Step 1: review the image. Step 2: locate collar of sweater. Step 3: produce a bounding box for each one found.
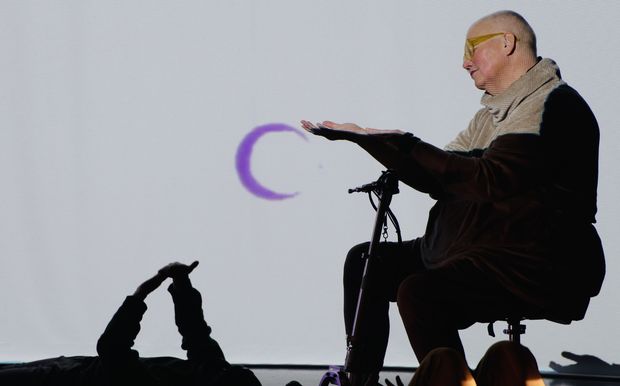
[481,58,562,126]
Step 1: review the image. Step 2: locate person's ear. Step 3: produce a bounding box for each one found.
[503,33,517,56]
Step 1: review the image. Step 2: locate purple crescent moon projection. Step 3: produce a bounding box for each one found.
[236,123,307,200]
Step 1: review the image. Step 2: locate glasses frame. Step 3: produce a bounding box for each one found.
[463,32,513,61]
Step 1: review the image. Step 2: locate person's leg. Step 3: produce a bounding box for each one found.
[409,347,476,386]
[396,257,532,362]
[343,240,423,381]
[474,341,544,386]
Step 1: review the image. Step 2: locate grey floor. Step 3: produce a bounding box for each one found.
[249,367,620,386]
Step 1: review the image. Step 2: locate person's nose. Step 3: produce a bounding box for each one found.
[462,58,473,70]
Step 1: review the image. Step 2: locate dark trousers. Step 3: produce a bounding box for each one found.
[343,240,532,370]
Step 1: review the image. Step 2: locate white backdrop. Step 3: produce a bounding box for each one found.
[1,0,619,372]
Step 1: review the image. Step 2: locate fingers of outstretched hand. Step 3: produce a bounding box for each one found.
[300,120,337,129]
[300,119,341,141]
[300,120,317,130]
[300,119,370,142]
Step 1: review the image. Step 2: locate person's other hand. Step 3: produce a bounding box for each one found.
[158,261,199,279]
[380,375,405,386]
[549,351,620,375]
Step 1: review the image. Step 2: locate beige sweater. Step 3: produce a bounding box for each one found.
[446,58,564,151]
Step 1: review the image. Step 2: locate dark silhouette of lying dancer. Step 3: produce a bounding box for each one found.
[0,261,261,386]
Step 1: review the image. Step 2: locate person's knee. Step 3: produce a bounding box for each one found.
[345,242,369,264]
[343,242,370,285]
[410,347,474,386]
[426,347,469,370]
[476,341,543,386]
[484,341,520,359]
[483,341,539,367]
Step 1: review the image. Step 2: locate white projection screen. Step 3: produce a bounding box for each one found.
[1,0,619,373]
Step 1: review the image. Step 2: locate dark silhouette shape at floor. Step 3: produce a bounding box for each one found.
[0,261,272,386]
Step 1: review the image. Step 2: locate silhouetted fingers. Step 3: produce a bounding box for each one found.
[187,260,199,273]
[549,361,564,372]
[384,376,404,386]
[561,351,583,362]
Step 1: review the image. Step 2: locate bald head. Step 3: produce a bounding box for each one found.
[472,10,537,58]
[463,10,539,95]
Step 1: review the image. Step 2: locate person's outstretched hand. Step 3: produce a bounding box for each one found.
[158,260,199,280]
[300,120,368,141]
[301,119,405,139]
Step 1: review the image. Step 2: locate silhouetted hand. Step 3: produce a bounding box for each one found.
[133,261,199,299]
[158,260,199,280]
[549,351,620,376]
[380,375,405,386]
[133,272,167,300]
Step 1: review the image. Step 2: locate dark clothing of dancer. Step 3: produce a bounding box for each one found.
[0,269,260,386]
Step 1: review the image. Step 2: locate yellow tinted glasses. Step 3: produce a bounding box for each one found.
[463,32,505,61]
